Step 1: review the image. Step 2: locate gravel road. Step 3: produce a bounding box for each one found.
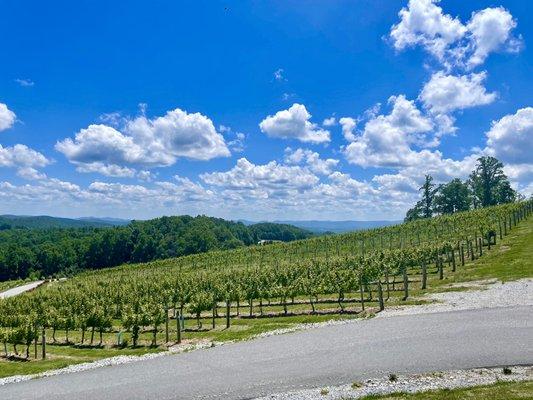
[0,281,45,299]
[1,305,531,400]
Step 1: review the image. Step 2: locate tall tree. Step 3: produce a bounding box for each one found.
[434,179,471,214]
[420,175,437,218]
[404,175,437,222]
[469,156,516,207]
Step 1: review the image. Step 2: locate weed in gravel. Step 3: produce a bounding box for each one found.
[351,381,363,389]
[388,373,398,382]
[320,388,329,395]
[503,367,512,375]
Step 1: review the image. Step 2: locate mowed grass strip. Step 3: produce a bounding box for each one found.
[358,380,533,399]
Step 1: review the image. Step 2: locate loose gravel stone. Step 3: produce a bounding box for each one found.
[379,278,533,318]
[253,366,533,400]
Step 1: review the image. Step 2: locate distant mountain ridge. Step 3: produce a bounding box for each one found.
[0,215,124,229]
[238,219,400,233]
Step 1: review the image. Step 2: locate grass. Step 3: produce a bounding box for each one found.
[431,217,533,285]
[1,217,532,379]
[0,345,160,378]
[0,313,359,378]
[358,380,533,399]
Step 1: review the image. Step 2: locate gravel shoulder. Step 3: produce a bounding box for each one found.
[253,366,533,400]
[378,278,533,318]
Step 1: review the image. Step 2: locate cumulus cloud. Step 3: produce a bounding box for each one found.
[339,117,357,142]
[343,95,434,168]
[76,161,137,178]
[390,0,521,69]
[419,71,497,114]
[284,148,339,175]
[259,104,330,143]
[390,0,466,64]
[201,158,319,194]
[322,117,336,127]
[466,7,521,68]
[0,144,50,174]
[485,107,533,166]
[56,108,230,176]
[0,174,215,218]
[0,103,16,131]
[16,167,47,181]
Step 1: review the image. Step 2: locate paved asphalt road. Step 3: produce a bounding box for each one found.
[0,281,44,299]
[1,306,532,400]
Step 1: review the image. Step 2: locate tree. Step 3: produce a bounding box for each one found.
[434,179,471,214]
[404,175,437,221]
[469,156,516,207]
[404,202,423,222]
[420,175,437,218]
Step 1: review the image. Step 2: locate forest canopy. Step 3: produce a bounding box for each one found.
[405,156,522,222]
[0,216,312,281]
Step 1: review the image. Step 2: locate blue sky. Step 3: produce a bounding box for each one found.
[0,0,531,220]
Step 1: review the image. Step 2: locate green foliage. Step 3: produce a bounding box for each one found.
[469,156,516,208]
[0,215,312,281]
[405,157,517,222]
[434,179,471,214]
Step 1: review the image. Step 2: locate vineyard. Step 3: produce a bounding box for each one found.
[0,201,531,361]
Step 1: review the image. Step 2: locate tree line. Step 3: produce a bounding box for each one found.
[0,216,312,282]
[405,156,521,221]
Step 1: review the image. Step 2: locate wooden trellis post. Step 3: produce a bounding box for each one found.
[377,281,384,311]
[421,263,427,290]
[226,302,230,329]
[402,268,409,300]
[359,276,365,311]
[176,312,182,344]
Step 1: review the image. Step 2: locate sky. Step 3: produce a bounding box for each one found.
[0,0,531,221]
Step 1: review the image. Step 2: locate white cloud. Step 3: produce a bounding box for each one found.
[56,108,230,176]
[343,95,434,168]
[466,7,520,68]
[284,148,339,175]
[390,0,466,64]
[76,161,137,178]
[339,117,357,142]
[137,170,155,182]
[419,71,496,114]
[372,174,419,193]
[201,158,319,194]
[15,78,35,87]
[0,103,16,131]
[322,117,336,127]
[390,1,521,69]
[16,167,47,181]
[273,68,286,81]
[259,104,330,143]
[0,144,50,170]
[219,125,246,153]
[485,107,533,166]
